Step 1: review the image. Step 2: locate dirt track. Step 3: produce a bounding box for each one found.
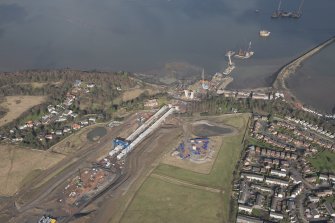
[151,173,221,193]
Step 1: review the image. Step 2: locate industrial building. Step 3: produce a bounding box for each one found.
[109,105,176,160]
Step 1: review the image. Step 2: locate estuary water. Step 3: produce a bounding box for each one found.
[0,0,334,90]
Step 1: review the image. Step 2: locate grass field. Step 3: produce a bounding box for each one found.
[121,87,160,102]
[121,177,223,223]
[120,113,250,223]
[0,96,46,127]
[0,145,64,196]
[308,150,335,173]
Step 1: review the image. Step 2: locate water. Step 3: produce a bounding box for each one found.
[287,42,335,113]
[0,0,334,89]
[87,127,107,141]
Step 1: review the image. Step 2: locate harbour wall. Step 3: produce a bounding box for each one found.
[272,36,335,92]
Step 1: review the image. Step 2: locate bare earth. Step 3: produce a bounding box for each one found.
[0,96,46,127]
[0,145,64,196]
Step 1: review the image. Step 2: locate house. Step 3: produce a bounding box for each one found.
[47,105,55,113]
[316,189,333,197]
[290,183,303,198]
[56,117,67,122]
[270,211,284,220]
[63,126,71,133]
[144,99,159,108]
[18,125,27,130]
[308,196,320,203]
[251,185,273,193]
[270,169,287,178]
[74,80,82,87]
[45,134,53,140]
[236,214,263,223]
[265,177,289,187]
[72,123,81,130]
[241,173,264,182]
[238,204,253,214]
[305,175,317,183]
[290,174,302,185]
[63,109,73,116]
[80,120,89,126]
[88,117,96,122]
[55,130,63,136]
[12,137,23,142]
[26,121,34,128]
[50,110,58,115]
[319,174,328,181]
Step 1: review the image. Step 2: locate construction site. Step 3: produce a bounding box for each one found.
[173,137,211,161]
[55,105,178,213]
[170,71,233,101]
[0,104,180,223]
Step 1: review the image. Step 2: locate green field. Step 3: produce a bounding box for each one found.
[308,150,335,173]
[120,113,250,223]
[121,177,223,223]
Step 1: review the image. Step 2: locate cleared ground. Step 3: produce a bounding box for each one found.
[120,176,223,223]
[308,150,335,173]
[120,113,250,223]
[0,145,64,196]
[0,96,46,127]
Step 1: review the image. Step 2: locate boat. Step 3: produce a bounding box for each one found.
[234,42,254,59]
[271,0,282,18]
[259,30,271,37]
[290,0,304,18]
[223,52,235,75]
[281,11,292,17]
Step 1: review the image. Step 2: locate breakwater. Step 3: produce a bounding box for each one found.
[273,36,335,93]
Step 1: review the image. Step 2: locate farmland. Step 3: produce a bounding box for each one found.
[0,96,46,127]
